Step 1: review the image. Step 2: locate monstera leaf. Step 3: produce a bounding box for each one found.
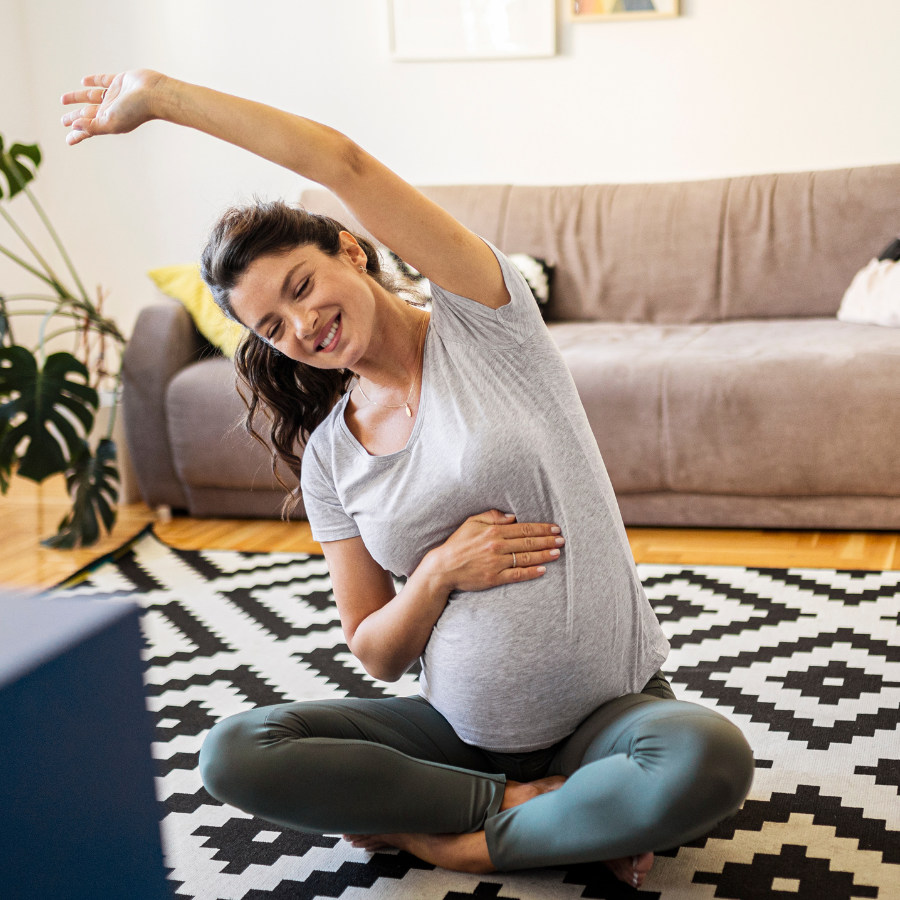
[42,439,119,549]
[0,136,41,199]
[0,346,98,484]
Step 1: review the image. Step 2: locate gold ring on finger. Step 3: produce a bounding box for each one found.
[512,552,517,568]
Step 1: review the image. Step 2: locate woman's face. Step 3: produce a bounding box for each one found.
[228,233,374,368]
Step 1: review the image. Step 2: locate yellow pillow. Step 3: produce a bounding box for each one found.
[148,264,245,359]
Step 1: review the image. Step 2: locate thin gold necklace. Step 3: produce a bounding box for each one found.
[356,313,428,418]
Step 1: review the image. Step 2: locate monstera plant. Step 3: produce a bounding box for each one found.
[0,133,126,547]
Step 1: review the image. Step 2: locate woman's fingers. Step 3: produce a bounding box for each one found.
[63,110,100,144]
[61,105,99,127]
[500,525,565,574]
[505,543,560,571]
[62,72,142,145]
[503,528,565,567]
[474,510,565,564]
[473,509,518,526]
[500,524,565,571]
[502,520,561,539]
[61,74,115,106]
[442,510,564,591]
[61,87,107,107]
[508,548,560,571]
[64,110,101,145]
[81,73,116,89]
[506,534,565,555]
[500,561,547,583]
[474,510,562,538]
[66,129,90,146]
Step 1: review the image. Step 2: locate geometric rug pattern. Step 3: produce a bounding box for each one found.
[56,528,900,899]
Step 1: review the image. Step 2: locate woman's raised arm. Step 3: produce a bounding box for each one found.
[61,70,508,309]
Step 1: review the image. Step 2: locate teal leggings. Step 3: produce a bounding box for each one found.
[199,673,754,870]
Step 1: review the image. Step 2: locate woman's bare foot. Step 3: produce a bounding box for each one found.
[603,851,654,889]
[500,775,567,811]
[344,834,654,886]
[343,831,495,873]
[343,774,568,872]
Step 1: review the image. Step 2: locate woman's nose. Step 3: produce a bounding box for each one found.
[293,311,317,342]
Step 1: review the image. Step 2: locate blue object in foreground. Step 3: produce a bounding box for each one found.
[0,591,169,900]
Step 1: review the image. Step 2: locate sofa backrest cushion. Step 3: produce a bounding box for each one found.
[300,164,900,323]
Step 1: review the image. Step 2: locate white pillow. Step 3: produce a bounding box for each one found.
[377,247,554,315]
[837,257,900,327]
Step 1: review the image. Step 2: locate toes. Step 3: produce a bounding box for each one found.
[343,833,396,852]
[606,858,631,881]
[344,834,374,848]
[603,853,653,888]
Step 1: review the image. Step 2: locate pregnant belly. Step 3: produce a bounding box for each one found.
[420,581,578,729]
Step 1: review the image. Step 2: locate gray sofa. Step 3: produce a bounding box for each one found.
[123,163,900,529]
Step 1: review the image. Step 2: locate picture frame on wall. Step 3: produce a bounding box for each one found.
[389,0,556,61]
[569,0,679,22]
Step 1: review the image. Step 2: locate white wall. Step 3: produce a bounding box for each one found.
[0,0,40,316]
[3,0,900,336]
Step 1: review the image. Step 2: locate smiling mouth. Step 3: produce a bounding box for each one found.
[316,314,340,352]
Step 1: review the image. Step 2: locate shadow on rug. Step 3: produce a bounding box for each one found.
[55,527,900,899]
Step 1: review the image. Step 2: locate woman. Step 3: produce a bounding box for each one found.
[62,70,754,888]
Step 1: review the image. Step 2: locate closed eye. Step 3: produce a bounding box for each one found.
[267,278,311,342]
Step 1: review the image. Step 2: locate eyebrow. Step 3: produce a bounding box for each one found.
[252,262,304,332]
[280,262,302,299]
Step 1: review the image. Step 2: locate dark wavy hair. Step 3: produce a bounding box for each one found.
[200,200,401,517]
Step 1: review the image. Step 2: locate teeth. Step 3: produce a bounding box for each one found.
[318,318,339,349]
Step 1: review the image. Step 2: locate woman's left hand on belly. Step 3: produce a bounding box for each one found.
[425,509,564,594]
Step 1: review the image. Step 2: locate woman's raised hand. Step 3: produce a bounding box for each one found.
[61,70,166,145]
[427,509,565,594]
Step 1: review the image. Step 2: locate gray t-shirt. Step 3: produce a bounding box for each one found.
[301,243,669,752]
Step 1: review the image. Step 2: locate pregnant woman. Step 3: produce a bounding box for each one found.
[62,70,754,888]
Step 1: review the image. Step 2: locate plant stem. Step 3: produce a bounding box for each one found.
[0,295,12,344]
[0,241,65,292]
[24,185,90,303]
[105,372,123,439]
[37,309,63,363]
[0,205,65,288]
[6,308,96,322]
[5,302,125,345]
[39,323,123,351]
[39,325,86,345]
[3,292,67,302]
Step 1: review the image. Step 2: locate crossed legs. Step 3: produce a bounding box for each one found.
[199,690,754,884]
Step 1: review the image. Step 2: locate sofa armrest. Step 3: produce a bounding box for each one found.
[122,301,207,509]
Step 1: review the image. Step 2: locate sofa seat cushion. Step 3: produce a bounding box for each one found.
[549,318,900,497]
[166,358,296,493]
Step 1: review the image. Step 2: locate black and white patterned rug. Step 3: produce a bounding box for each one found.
[57,528,900,899]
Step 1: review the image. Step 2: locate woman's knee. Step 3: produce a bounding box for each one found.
[648,707,755,825]
[699,713,753,802]
[199,706,272,806]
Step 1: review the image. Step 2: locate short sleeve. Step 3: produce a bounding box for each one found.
[300,429,361,543]
[429,240,544,348]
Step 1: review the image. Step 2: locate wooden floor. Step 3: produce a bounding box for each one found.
[3,474,900,592]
